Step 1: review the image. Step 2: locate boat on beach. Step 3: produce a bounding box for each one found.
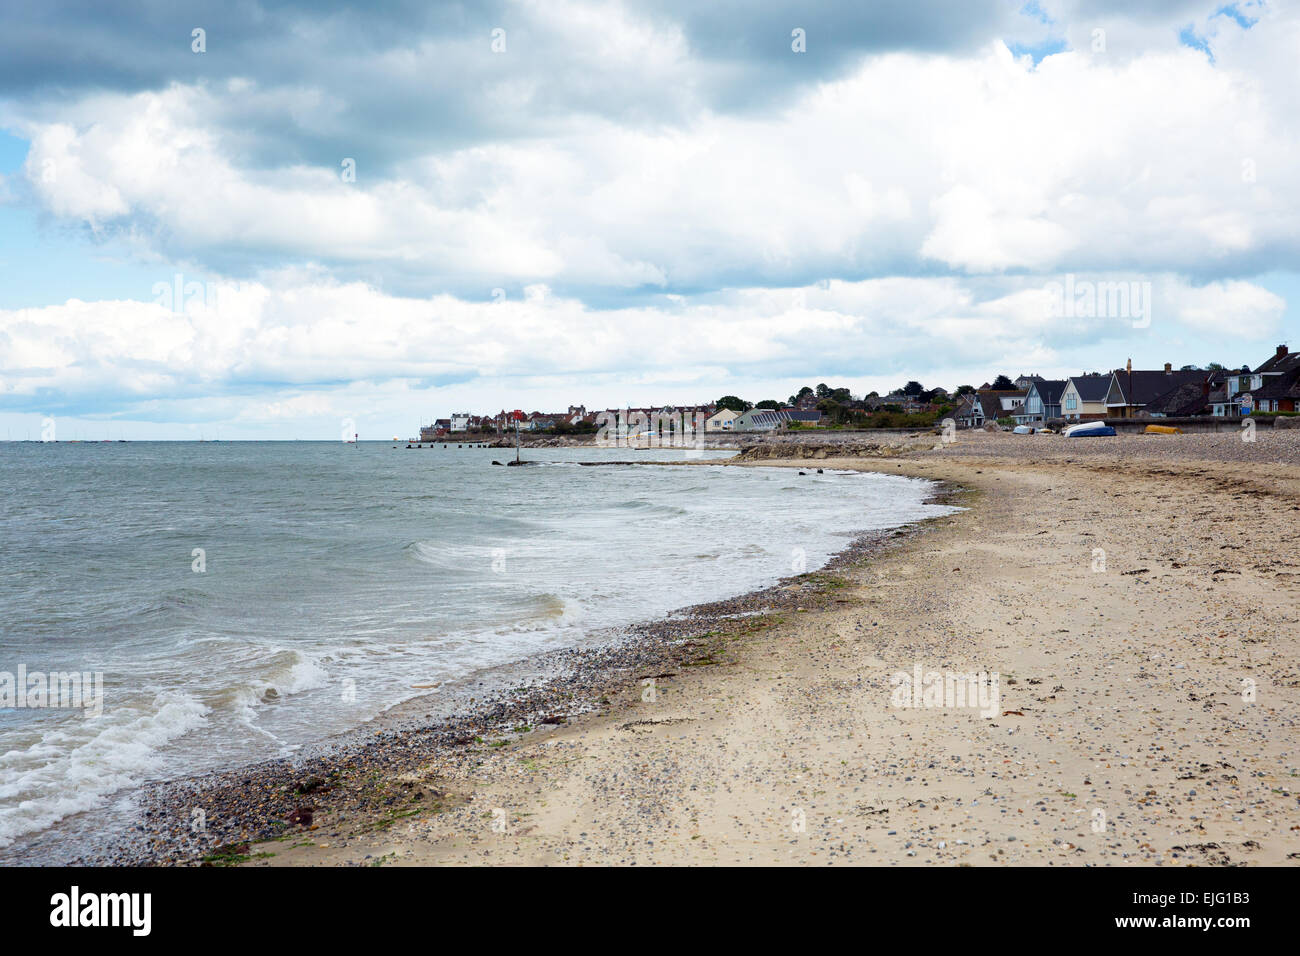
[1064,421,1116,437]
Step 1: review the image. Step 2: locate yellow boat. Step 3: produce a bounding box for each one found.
[1144,424,1183,434]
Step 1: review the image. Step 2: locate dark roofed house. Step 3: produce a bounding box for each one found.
[1104,364,1216,418]
[733,407,822,432]
[1061,374,1111,420]
[949,395,980,428]
[1254,343,1300,376]
[1144,379,1216,417]
[1250,365,1300,413]
[1223,345,1300,414]
[965,389,1024,428]
[1017,379,1066,424]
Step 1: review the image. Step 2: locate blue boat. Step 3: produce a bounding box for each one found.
[1064,421,1116,437]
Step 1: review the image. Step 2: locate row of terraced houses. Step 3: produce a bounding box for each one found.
[947,346,1299,429]
[418,401,825,441]
[418,345,1298,439]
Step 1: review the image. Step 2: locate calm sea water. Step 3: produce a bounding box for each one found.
[0,441,955,854]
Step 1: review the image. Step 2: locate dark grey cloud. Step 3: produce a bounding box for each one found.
[1,0,1021,171]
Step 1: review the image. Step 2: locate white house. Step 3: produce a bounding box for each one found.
[450,412,471,431]
[1060,374,1111,420]
[705,408,740,432]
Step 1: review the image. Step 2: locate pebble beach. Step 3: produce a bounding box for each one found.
[60,429,1300,866]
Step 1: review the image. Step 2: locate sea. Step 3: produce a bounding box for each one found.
[0,440,956,859]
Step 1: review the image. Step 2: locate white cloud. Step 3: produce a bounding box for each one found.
[3,2,1298,435]
[0,272,1281,412]
[13,21,1300,290]
[1159,277,1285,333]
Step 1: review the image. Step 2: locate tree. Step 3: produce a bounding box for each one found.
[715,395,751,413]
[816,399,851,425]
[1180,364,1200,371]
[991,374,1014,390]
[788,385,814,405]
[755,399,782,410]
[827,387,852,404]
[815,383,831,399]
[955,384,975,396]
[1206,362,1226,371]
[902,380,924,397]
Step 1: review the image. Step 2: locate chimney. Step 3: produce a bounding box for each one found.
[1164,362,1172,373]
[1278,344,1289,357]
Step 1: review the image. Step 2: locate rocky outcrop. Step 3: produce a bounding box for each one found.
[733,442,905,460]
[488,436,596,448]
[1274,415,1299,429]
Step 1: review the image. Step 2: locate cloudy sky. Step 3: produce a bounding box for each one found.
[0,0,1296,439]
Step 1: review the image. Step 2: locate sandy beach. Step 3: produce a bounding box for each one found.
[171,429,1293,867]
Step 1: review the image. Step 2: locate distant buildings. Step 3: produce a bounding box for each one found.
[421,346,1297,438]
[732,408,822,432]
[1018,380,1066,424]
[1102,364,1216,418]
[1224,344,1300,414]
[950,389,1025,428]
[1060,374,1110,420]
[706,408,741,432]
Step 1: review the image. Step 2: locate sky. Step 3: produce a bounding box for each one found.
[0,0,1297,439]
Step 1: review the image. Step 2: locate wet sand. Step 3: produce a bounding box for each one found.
[238,431,1300,866]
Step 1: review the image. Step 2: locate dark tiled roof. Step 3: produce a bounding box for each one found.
[950,397,977,418]
[1067,374,1110,402]
[1253,366,1300,400]
[1254,347,1300,375]
[974,389,1025,421]
[1144,381,1211,416]
[1031,379,1067,404]
[1110,369,1212,405]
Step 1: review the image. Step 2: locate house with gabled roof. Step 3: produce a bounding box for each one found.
[1250,367,1300,413]
[1225,345,1300,414]
[1143,379,1216,417]
[948,395,980,428]
[1016,379,1066,424]
[732,407,821,431]
[1103,363,1215,417]
[1061,374,1110,420]
[958,389,1024,428]
[705,407,741,432]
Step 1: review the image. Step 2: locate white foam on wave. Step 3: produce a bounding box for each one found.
[0,691,209,848]
[230,649,330,741]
